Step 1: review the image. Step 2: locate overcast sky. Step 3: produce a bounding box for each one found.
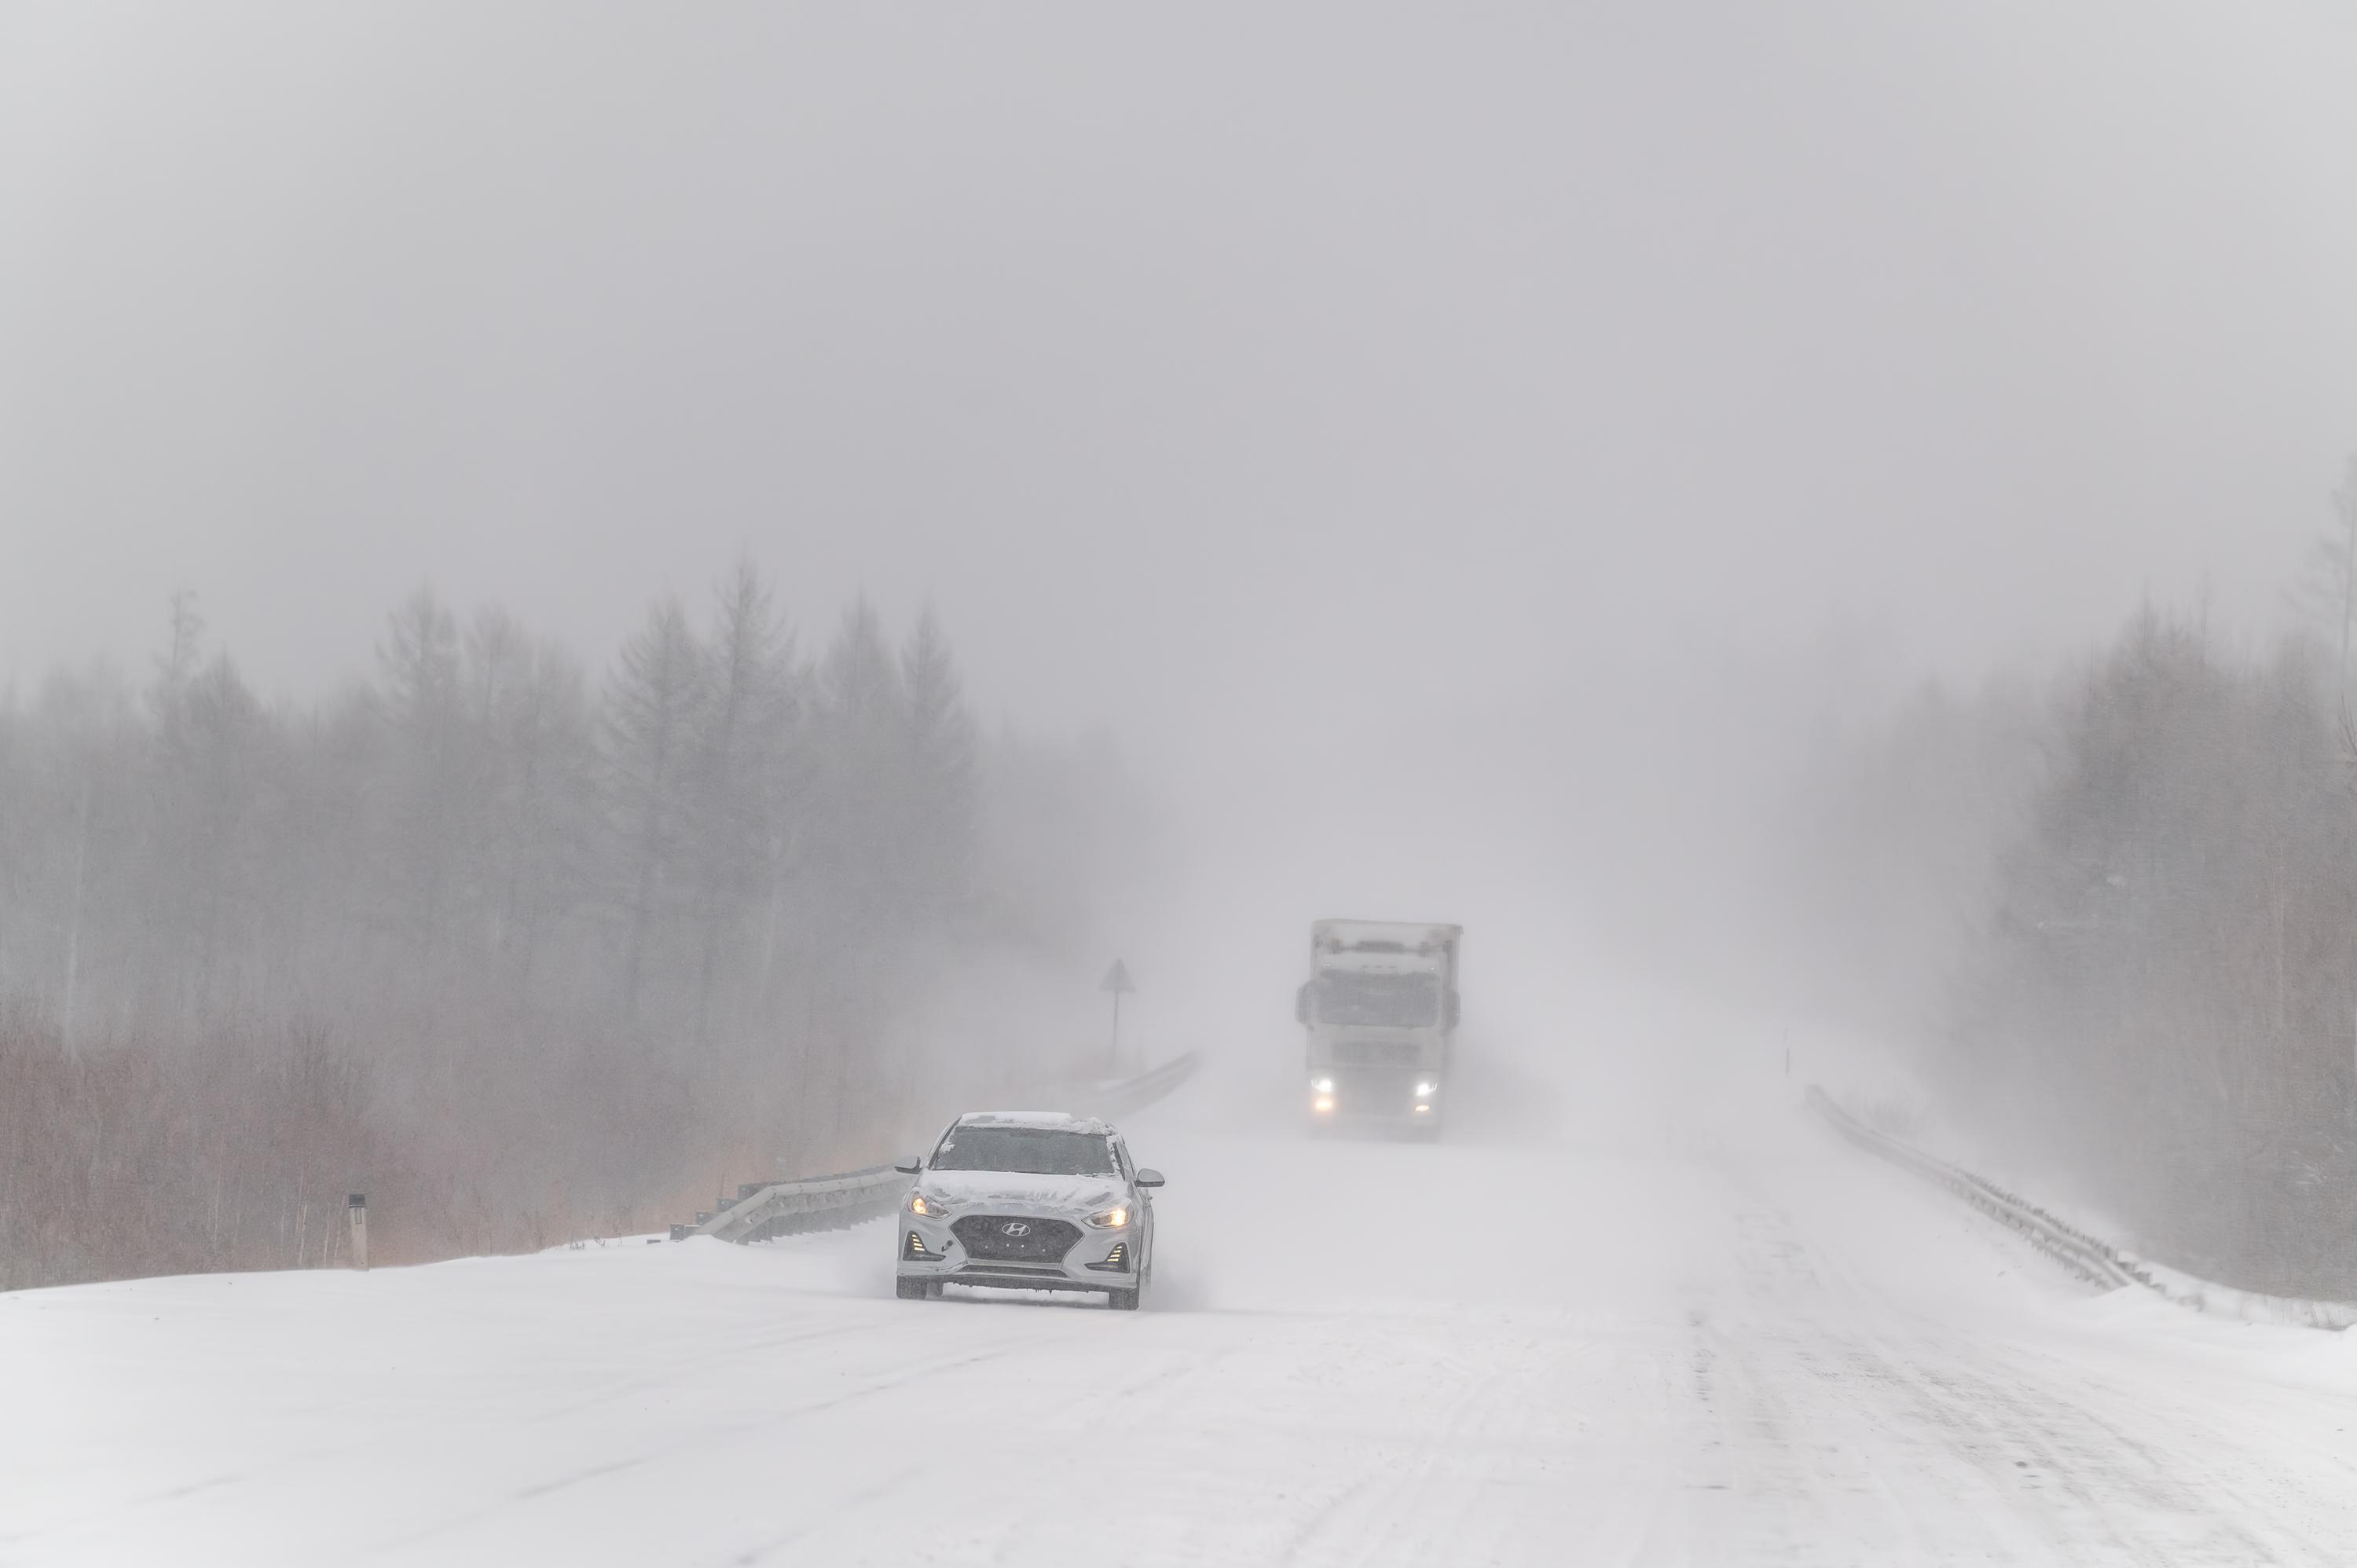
[7,3,2357,823]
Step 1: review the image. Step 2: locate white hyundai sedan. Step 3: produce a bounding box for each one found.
[893,1111,1163,1309]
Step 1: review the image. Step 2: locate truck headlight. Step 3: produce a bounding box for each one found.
[1312,1077,1335,1093]
[1414,1081,1437,1099]
[1086,1206,1130,1229]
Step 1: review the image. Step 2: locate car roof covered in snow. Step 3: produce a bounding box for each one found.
[955,1109,1116,1135]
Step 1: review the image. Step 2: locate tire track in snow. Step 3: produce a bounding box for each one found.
[356,1319,1078,1561]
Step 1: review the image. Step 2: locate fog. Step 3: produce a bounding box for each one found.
[13,6,2357,701]
[7,5,2357,1280]
[25,13,2357,1563]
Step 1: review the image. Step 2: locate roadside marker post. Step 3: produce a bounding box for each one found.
[347,1193,368,1272]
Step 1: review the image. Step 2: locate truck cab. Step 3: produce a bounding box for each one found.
[1296,919,1461,1138]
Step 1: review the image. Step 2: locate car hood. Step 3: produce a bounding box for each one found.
[919,1170,1123,1213]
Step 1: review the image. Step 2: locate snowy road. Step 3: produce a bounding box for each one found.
[8,1081,2357,1566]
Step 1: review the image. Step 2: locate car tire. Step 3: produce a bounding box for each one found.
[1108,1286,1141,1311]
[895,1277,929,1300]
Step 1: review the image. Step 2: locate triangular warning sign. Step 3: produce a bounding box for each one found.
[1099,958,1135,995]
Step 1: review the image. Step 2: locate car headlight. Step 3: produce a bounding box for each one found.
[908,1190,951,1218]
[1414,1081,1437,1098]
[1085,1205,1130,1229]
[1312,1077,1335,1093]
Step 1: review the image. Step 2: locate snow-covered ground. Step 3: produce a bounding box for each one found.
[9,1059,2357,1566]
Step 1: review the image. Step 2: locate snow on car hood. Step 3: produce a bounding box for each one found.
[919,1170,1122,1211]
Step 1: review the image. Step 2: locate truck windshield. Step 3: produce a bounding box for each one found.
[1315,971,1442,1028]
[930,1127,1119,1177]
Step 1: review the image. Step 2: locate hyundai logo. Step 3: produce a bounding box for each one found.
[1001,1221,1031,1237]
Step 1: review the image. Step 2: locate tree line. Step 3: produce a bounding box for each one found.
[0,566,1142,1288]
[1789,460,2357,1297]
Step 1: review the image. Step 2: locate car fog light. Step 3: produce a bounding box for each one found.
[1413,1104,1431,1114]
[1313,1095,1335,1113]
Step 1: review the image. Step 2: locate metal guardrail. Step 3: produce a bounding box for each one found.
[1808,1084,2357,1331]
[1069,1052,1200,1122]
[1806,1086,2136,1289]
[684,1163,910,1245]
[676,1051,1200,1246]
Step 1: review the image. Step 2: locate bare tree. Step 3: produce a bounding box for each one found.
[687,559,790,1050]
[0,575,1133,1291]
[603,597,704,1027]
[376,588,471,981]
[2288,452,2357,705]
[898,607,977,925]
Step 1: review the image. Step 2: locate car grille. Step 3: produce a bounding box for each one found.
[952,1215,1080,1262]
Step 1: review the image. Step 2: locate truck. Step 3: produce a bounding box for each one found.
[1295,918,1461,1138]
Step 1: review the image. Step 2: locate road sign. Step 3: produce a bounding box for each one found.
[1100,959,1135,995]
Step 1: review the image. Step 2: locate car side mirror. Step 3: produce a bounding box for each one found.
[1134,1168,1164,1189]
[893,1157,922,1175]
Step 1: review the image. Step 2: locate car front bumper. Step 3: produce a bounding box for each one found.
[1307,1103,1442,1136]
[894,1207,1139,1293]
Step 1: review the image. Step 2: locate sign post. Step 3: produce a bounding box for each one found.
[347,1193,368,1272]
[1099,959,1135,1077]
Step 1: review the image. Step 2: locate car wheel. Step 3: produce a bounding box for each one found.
[1108,1286,1141,1311]
[895,1277,929,1300]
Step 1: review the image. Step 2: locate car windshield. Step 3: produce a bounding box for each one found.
[930,1126,1119,1177]
[1315,970,1442,1028]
